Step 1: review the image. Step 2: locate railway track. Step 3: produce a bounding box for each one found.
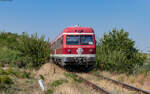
[72,73,110,94]
[89,73,150,94]
[55,64,110,94]
[75,72,150,94]
[52,63,150,94]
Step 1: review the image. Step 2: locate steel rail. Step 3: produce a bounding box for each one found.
[51,62,111,94]
[72,73,110,94]
[91,73,150,94]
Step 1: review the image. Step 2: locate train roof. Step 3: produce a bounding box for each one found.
[63,27,94,33]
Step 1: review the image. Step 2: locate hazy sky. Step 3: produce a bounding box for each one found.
[0,0,150,52]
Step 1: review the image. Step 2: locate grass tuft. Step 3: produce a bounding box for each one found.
[64,73,82,83]
[46,79,68,94]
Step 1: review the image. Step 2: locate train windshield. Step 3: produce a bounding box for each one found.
[66,35,93,45]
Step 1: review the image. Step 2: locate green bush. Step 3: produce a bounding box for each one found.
[0,32,20,50]
[0,47,21,66]
[0,31,50,68]
[0,32,22,67]
[20,33,50,68]
[96,29,146,74]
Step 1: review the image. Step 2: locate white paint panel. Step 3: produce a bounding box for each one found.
[50,54,96,58]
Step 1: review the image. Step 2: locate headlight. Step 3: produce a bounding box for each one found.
[89,49,93,52]
[67,49,71,53]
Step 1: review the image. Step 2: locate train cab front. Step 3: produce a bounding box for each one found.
[62,33,96,66]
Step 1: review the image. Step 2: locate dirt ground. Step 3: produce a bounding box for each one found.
[36,62,99,94]
[36,62,150,94]
[2,62,150,94]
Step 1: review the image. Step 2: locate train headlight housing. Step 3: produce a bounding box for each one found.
[67,49,71,53]
[89,49,93,52]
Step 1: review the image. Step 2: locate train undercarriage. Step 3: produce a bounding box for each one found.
[51,55,96,72]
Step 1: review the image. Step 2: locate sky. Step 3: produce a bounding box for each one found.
[0,0,150,52]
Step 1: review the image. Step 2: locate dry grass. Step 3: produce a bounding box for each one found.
[78,73,137,94]
[93,71,150,92]
[2,62,150,94]
[54,82,100,94]
[36,62,99,94]
[0,71,42,94]
[1,62,101,94]
[146,54,150,59]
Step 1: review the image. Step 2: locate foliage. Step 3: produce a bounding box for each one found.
[134,58,150,75]
[0,31,50,68]
[19,33,50,68]
[96,29,146,74]
[0,32,20,50]
[0,32,22,67]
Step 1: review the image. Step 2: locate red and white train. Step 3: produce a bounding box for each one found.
[50,26,96,66]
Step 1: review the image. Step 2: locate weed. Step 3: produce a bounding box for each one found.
[46,79,68,94]
[20,71,31,79]
[39,75,45,80]
[64,73,82,83]
[117,74,126,82]
[0,75,13,89]
[51,79,68,88]
[46,88,54,94]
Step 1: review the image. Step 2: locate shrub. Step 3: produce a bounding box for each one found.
[96,29,146,74]
[20,33,50,68]
[0,32,20,50]
[0,47,21,66]
[0,31,50,68]
[0,32,22,67]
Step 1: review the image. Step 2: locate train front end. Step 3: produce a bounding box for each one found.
[62,27,96,66]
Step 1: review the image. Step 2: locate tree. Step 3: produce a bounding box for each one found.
[96,29,146,74]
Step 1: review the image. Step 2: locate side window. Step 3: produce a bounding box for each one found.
[57,40,59,49]
[56,38,60,49]
[51,44,53,50]
[54,42,56,49]
[57,38,60,49]
[56,40,58,49]
[60,36,63,47]
[53,35,63,49]
[57,36,63,48]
